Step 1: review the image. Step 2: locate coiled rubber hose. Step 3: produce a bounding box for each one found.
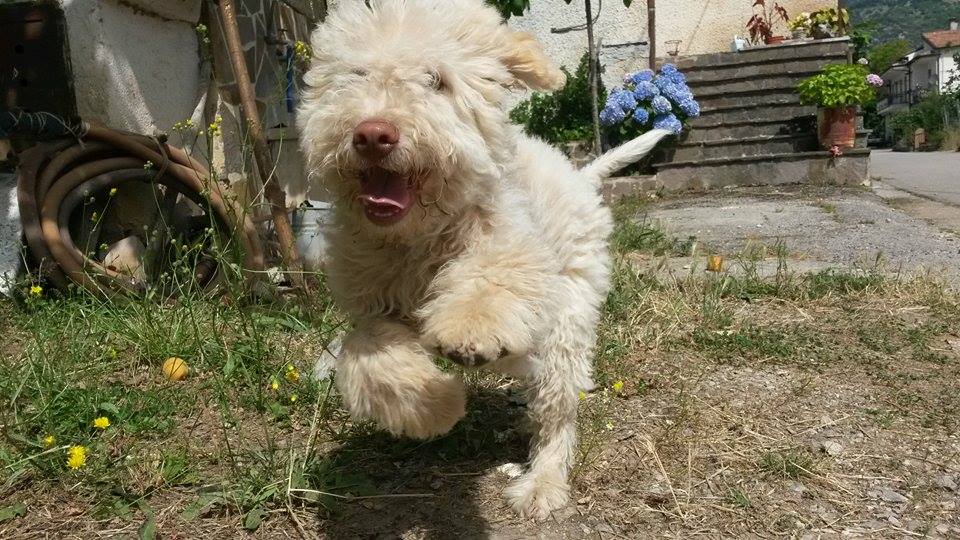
[15,124,265,295]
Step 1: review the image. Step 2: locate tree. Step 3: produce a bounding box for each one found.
[868,39,913,75]
[487,0,633,19]
[486,0,636,151]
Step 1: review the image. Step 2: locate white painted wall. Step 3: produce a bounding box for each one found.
[60,0,202,133]
[938,47,959,92]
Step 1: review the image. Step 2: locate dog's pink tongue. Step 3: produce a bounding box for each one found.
[359,169,412,210]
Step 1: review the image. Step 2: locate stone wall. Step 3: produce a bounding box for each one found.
[506,0,837,107]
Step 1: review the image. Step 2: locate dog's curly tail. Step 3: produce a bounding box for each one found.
[580,128,674,184]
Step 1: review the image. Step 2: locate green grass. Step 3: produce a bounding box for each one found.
[758,450,816,479]
[1,195,958,533]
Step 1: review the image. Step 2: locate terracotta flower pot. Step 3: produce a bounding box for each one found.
[765,35,786,45]
[817,106,856,149]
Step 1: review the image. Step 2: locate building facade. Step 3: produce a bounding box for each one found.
[877,19,960,141]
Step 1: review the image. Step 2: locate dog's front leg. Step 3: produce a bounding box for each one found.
[417,244,555,368]
[336,319,466,439]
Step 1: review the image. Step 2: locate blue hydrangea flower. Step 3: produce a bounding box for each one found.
[665,70,687,86]
[679,98,700,118]
[633,81,659,101]
[629,69,655,84]
[609,88,638,112]
[657,80,693,103]
[651,95,672,114]
[599,104,626,126]
[653,113,683,134]
[653,76,673,93]
[632,107,650,125]
[659,63,679,75]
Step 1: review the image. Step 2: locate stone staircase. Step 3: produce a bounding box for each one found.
[651,37,870,191]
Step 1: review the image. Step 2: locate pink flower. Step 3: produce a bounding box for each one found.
[866,73,883,87]
[829,145,843,157]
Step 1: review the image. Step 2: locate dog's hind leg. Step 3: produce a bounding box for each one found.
[503,292,597,519]
[336,319,466,440]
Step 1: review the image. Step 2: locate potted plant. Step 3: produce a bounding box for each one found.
[809,7,849,39]
[797,64,878,149]
[788,12,812,39]
[746,0,790,45]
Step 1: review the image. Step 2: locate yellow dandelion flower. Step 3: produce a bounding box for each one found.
[109,188,118,196]
[67,445,87,469]
[43,435,55,448]
[284,365,300,383]
[29,285,43,297]
[612,380,625,393]
[289,394,298,403]
[578,391,587,401]
[270,378,280,391]
[93,416,110,429]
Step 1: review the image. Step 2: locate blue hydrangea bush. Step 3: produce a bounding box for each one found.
[600,64,700,140]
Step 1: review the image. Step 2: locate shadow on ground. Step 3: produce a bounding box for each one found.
[314,387,529,539]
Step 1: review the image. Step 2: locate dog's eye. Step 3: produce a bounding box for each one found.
[426,72,446,92]
[350,68,368,78]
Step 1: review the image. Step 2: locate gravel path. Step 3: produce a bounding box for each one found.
[646,184,960,281]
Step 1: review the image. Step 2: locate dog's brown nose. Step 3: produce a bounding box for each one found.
[352,120,399,161]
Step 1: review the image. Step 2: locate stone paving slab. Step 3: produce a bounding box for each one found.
[643,184,960,283]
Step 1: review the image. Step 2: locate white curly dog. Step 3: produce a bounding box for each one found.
[297,0,669,519]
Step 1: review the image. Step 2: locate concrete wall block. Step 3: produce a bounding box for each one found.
[116,0,202,24]
[62,0,201,133]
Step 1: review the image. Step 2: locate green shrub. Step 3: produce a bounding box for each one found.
[509,53,605,146]
[889,92,960,148]
[797,64,875,108]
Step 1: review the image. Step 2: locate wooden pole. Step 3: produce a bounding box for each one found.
[647,0,657,70]
[219,0,307,291]
[585,0,602,154]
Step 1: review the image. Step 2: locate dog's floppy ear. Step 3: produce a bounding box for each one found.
[499,30,565,91]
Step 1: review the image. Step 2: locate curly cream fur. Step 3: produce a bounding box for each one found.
[297,0,663,519]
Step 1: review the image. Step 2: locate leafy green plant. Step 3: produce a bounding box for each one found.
[889,91,960,149]
[509,53,606,145]
[487,0,633,19]
[797,64,875,108]
[809,7,850,37]
[866,38,911,74]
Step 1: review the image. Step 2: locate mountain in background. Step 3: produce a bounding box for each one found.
[844,0,960,46]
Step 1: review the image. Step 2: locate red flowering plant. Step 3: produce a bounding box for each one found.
[746,0,789,44]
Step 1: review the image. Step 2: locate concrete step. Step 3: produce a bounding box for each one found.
[683,118,816,143]
[696,89,801,111]
[661,134,819,161]
[692,73,815,98]
[677,38,851,83]
[691,103,817,127]
[676,38,851,70]
[654,149,871,191]
[683,56,849,86]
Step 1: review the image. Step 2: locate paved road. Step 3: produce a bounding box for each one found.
[871,149,960,205]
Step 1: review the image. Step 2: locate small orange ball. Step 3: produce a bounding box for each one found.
[162,357,189,381]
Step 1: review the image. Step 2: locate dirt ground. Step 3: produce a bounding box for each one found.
[1,186,959,539]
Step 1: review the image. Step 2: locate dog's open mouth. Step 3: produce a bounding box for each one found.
[358,167,415,226]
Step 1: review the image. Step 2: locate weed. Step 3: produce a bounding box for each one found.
[758,450,815,479]
[725,488,752,508]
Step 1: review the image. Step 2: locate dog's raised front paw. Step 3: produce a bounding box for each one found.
[503,470,570,520]
[441,342,507,368]
[419,291,535,368]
